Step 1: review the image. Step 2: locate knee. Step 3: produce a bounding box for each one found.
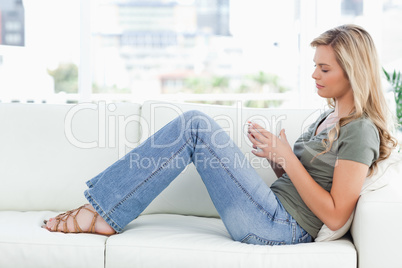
[180,110,215,132]
[182,110,212,124]
[182,110,208,119]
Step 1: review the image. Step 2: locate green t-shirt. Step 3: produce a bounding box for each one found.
[270,110,380,238]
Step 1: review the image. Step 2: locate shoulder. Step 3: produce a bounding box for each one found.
[340,116,379,142]
[336,116,380,165]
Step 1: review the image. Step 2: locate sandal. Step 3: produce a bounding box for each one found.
[46,205,98,233]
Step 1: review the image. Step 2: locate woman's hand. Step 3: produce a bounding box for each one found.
[247,121,294,168]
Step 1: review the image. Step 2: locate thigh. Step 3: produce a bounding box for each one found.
[188,111,294,243]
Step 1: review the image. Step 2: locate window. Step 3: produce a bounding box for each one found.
[5,21,22,31]
[87,0,402,108]
[1,0,402,108]
[0,0,79,103]
[89,0,298,108]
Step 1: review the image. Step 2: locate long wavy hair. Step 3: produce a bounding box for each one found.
[310,24,397,176]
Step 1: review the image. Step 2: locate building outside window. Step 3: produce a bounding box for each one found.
[0,0,25,46]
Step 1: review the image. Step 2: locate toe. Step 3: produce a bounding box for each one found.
[46,218,56,231]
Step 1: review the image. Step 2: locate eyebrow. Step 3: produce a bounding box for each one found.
[313,61,330,67]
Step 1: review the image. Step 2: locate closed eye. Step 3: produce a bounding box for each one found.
[314,64,329,73]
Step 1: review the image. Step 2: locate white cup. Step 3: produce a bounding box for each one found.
[244,118,282,152]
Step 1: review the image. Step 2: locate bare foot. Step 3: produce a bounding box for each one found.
[43,204,116,236]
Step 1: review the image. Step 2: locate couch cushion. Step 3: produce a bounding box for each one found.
[0,211,107,268]
[105,214,356,268]
[351,166,402,268]
[0,102,141,211]
[140,101,319,217]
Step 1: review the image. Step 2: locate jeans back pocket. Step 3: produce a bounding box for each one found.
[298,228,313,243]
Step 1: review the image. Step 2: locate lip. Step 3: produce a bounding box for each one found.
[316,83,324,89]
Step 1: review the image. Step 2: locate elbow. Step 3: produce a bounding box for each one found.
[326,222,343,232]
[325,217,349,231]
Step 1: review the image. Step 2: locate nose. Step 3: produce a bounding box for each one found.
[312,67,320,80]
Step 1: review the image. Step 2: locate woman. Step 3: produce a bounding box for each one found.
[44,24,397,245]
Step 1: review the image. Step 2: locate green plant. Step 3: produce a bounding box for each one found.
[383,68,402,127]
[47,63,79,93]
[249,71,289,93]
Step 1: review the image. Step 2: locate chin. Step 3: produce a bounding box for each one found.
[316,90,327,98]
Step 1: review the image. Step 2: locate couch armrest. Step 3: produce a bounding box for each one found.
[351,177,402,268]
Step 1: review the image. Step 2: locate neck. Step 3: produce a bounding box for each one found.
[333,103,354,118]
[332,93,355,118]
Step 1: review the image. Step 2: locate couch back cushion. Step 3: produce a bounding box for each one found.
[140,101,319,217]
[0,102,142,211]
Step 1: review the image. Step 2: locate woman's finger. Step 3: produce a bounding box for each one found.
[248,127,265,142]
[279,129,287,142]
[249,122,271,137]
[247,132,260,145]
[251,148,265,157]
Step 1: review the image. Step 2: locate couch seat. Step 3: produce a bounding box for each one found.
[0,211,107,268]
[105,214,356,268]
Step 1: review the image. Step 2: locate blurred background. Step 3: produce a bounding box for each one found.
[0,0,401,110]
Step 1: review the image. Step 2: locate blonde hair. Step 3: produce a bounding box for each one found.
[310,24,397,176]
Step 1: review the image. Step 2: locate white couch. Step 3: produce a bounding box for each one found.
[1,100,401,268]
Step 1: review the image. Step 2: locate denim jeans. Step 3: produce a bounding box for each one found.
[84,110,313,245]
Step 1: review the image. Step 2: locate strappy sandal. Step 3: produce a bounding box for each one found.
[46,205,98,233]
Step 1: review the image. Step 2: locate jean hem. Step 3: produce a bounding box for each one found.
[86,181,92,188]
[84,190,123,233]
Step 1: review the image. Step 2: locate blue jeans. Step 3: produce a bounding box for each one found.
[84,110,312,245]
